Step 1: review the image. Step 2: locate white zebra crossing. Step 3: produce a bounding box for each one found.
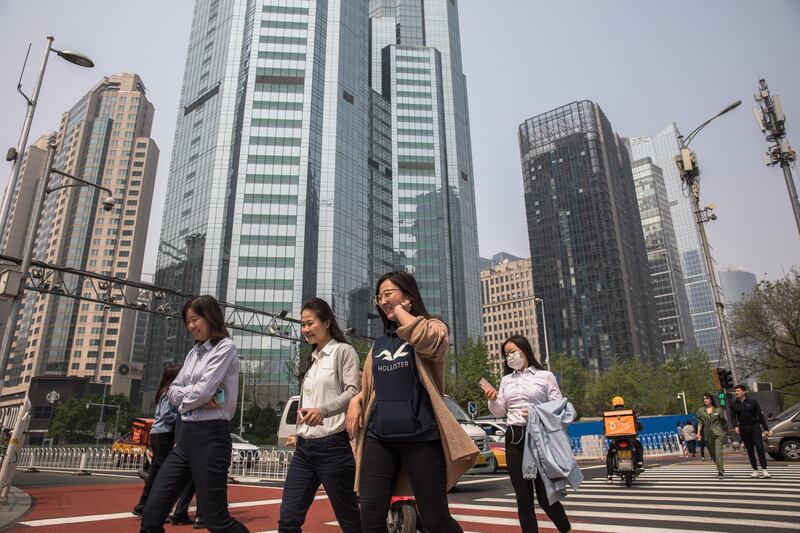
[463,461,800,532]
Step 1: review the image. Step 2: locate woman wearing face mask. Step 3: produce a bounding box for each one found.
[346,271,478,533]
[484,335,572,533]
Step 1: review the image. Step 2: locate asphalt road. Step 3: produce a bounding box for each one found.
[7,454,800,532]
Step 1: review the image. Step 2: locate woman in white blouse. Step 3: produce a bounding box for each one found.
[277,298,361,533]
[484,335,572,533]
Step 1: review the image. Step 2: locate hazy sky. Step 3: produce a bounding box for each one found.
[1,0,798,281]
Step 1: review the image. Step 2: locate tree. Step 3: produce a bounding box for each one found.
[657,350,715,415]
[548,352,591,418]
[445,337,497,416]
[50,393,137,444]
[730,270,800,396]
[233,403,281,445]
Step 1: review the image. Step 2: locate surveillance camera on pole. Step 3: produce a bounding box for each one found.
[102,196,115,212]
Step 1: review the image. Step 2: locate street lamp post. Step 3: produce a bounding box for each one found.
[0,137,114,400]
[534,297,550,371]
[0,36,94,244]
[676,100,741,385]
[677,391,688,415]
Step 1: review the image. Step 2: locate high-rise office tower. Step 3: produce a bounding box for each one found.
[368,0,482,352]
[719,268,758,373]
[145,0,370,407]
[480,255,539,376]
[0,136,50,335]
[144,0,482,407]
[630,156,696,357]
[628,124,723,364]
[518,101,660,372]
[0,73,159,407]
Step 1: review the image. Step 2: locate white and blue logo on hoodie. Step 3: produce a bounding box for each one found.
[376,341,411,372]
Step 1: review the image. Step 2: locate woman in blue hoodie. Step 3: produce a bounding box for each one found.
[133,363,179,517]
[347,271,477,533]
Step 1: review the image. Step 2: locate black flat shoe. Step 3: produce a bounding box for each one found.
[193,517,207,529]
[168,514,194,526]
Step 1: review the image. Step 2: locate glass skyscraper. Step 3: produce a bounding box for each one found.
[630,157,696,357]
[519,101,661,372]
[144,0,482,406]
[368,0,482,351]
[628,124,723,364]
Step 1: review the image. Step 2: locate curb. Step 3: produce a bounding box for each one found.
[0,486,32,530]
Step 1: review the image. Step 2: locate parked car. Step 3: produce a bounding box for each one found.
[277,395,495,473]
[231,433,260,465]
[766,402,800,461]
[476,420,507,442]
[476,420,507,473]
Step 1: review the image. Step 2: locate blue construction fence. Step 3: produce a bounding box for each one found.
[568,413,695,456]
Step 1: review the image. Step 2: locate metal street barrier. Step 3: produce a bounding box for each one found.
[16,445,294,481]
[571,432,684,460]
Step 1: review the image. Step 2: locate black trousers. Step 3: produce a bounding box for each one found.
[172,479,201,520]
[136,432,175,509]
[740,425,768,469]
[278,431,360,533]
[140,420,248,533]
[505,426,571,533]
[359,437,461,533]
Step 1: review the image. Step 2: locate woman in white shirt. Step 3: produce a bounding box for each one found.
[277,298,361,533]
[484,335,572,533]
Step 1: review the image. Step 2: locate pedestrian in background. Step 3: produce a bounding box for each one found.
[731,384,772,478]
[676,422,686,456]
[696,393,727,479]
[682,420,697,457]
[133,363,179,517]
[485,335,572,533]
[278,298,361,533]
[346,271,478,533]
[140,295,249,533]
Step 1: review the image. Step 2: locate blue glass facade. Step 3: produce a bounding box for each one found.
[145,0,481,404]
[630,157,696,358]
[628,124,723,364]
[368,0,482,352]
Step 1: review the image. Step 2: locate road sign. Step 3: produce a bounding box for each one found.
[467,401,477,416]
[94,422,105,439]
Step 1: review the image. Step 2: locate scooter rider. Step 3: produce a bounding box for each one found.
[606,396,644,482]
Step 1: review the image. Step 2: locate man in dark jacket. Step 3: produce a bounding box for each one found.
[605,396,644,482]
[731,384,772,478]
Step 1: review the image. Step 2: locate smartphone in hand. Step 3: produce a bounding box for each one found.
[479,378,496,394]
[214,388,225,404]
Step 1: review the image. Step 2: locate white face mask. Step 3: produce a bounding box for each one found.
[506,351,526,371]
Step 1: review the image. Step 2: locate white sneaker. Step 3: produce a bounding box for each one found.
[762,470,771,478]
[606,475,613,484]
[751,471,760,478]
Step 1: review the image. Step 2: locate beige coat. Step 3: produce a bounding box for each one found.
[353,316,479,494]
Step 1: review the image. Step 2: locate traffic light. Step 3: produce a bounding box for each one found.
[711,367,723,390]
[718,392,727,407]
[719,369,734,389]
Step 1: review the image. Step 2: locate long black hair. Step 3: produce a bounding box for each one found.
[702,392,717,407]
[374,271,439,331]
[154,363,179,405]
[301,298,349,350]
[181,295,229,345]
[501,335,545,375]
[300,298,350,375]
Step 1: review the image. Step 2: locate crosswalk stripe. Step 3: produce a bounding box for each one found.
[477,495,800,508]
[449,513,698,532]
[581,481,800,492]
[452,501,800,518]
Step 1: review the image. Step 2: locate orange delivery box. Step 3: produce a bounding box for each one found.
[603,409,637,437]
